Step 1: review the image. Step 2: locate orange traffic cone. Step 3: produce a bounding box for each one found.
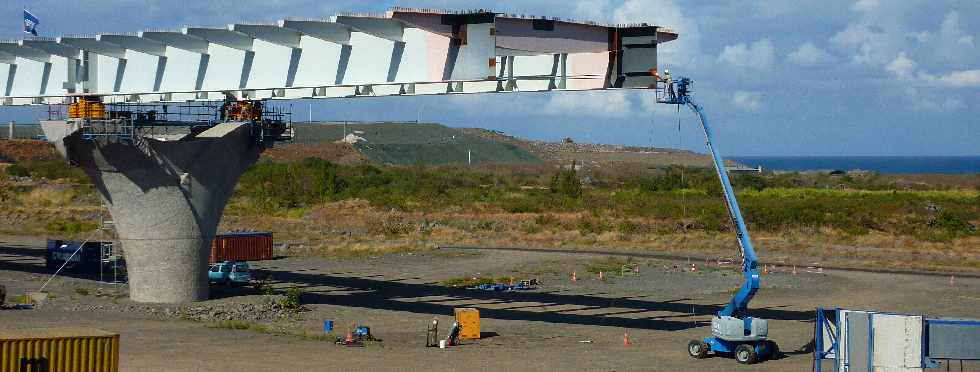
[762,265,769,275]
[690,264,698,272]
[345,325,355,344]
[571,272,577,282]
[623,329,632,346]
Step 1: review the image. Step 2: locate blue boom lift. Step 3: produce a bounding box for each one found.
[659,77,778,364]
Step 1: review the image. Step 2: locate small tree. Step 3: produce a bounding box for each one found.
[551,161,582,199]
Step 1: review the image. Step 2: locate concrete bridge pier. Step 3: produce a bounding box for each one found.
[41,121,260,303]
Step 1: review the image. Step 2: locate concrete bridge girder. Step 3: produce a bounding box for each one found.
[0,10,675,102]
[185,27,254,52]
[97,35,168,57]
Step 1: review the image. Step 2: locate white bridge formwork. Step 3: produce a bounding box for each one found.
[0,8,676,105]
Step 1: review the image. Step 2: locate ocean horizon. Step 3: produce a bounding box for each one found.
[730,156,980,174]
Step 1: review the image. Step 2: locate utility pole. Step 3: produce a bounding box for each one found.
[308,102,312,124]
[468,149,472,165]
[7,120,13,140]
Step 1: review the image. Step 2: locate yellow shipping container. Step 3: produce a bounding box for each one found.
[454,308,481,340]
[0,327,119,372]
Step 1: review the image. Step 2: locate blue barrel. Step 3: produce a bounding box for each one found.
[323,320,333,333]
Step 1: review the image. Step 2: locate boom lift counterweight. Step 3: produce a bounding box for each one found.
[659,78,778,364]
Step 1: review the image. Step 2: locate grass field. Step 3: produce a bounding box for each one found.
[4,157,975,273]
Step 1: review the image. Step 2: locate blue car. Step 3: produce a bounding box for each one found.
[208,261,251,286]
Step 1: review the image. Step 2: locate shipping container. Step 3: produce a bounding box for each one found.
[454,308,481,340]
[0,327,119,372]
[210,232,274,263]
[45,240,121,275]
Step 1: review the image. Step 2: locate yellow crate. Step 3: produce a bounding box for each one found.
[454,308,481,340]
[68,101,105,119]
[0,327,119,372]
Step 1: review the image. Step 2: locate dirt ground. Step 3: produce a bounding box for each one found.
[2,235,979,371]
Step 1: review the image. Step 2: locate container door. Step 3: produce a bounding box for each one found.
[846,311,871,372]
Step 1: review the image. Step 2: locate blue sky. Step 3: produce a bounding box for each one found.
[1,0,977,156]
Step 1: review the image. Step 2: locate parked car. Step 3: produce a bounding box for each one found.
[208,261,251,286]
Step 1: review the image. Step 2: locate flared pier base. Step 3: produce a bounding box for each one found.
[42,121,260,303]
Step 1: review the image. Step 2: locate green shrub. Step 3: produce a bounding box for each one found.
[46,218,98,234]
[550,167,582,199]
[617,221,640,234]
[276,288,303,312]
[5,163,29,177]
[933,211,974,236]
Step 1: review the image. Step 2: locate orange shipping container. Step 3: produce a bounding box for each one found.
[210,232,273,263]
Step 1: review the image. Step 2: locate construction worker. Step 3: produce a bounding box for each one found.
[663,69,675,101]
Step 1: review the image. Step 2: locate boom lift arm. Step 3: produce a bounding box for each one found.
[660,78,775,364]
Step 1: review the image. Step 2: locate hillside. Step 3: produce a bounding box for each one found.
[285,122,723,169]
[1,121,723,170]
[287,122,539,165]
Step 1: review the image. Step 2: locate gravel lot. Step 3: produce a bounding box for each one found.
[2,235,979,371]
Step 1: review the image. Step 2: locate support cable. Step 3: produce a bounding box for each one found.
[38,228,101,293]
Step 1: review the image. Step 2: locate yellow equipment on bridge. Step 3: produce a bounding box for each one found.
[221,100,263,122]
[67,96,106,119]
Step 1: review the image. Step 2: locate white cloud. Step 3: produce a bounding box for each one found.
[885,52,917,77]
[906,31,931,43]
[718,39,775,72]
[940,11,975,47]
[787,42,836,67]
[852,0,879,12]
[573,0,609,21]
[830,22,895,66]
[732,91,763,112]
[935,69,980,88]
[544,91,634,118]
[904,86,967,112]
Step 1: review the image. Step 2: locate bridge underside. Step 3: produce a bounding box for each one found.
[0,8,675,105]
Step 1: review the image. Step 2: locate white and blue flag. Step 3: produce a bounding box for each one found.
[23,9,39,36]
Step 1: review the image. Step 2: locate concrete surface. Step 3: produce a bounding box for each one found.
[40,120,259,303]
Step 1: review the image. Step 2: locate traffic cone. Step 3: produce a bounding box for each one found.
[623,329,632,346]
[571,272,577,282]
[690,263,698,272]
[762,265,769,275]
[345,325,355,344]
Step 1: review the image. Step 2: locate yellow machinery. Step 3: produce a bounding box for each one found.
[221,100,263,122]
[67,96,106,120]
[454,307,481,340]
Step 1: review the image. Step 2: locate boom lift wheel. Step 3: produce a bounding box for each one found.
[764,340,779,360]
[687,340,709,359]
[734,344,757,364]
